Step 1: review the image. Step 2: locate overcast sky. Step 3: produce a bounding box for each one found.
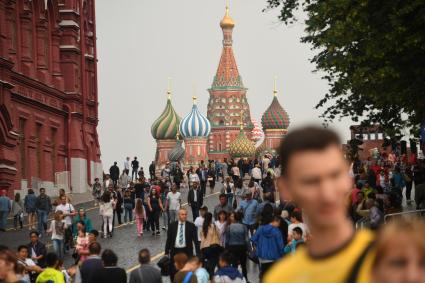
[95,0,353,170]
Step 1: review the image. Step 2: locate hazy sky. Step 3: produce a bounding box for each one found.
[96,0,353,170]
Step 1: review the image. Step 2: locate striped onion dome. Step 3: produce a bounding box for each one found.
[179,97,211,138]
[251,118,264,142]
[168,134,185,162]
[151,98,181,140]
[261,96,290,130]
[229,129,256,158]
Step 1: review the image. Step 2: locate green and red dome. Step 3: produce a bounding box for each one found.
[151,98,181,140]
[261,96,290,130]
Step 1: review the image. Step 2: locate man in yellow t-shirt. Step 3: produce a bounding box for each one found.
[265,126,375,283]
[35,252,65,283]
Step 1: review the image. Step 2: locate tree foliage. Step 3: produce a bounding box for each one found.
[265,0,425,136]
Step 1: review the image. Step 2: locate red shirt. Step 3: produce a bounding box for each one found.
[351,188,361,205]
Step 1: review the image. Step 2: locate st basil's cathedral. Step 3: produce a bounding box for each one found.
[151,4,290,168]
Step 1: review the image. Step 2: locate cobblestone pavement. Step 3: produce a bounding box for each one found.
[0,183,262,282]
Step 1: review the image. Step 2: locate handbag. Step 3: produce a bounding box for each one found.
[72,248,80,264]
[157,255,170,276]
[247,246,259,264]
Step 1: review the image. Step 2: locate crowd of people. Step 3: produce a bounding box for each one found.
[349,145,425,229]
[1,126,425,283]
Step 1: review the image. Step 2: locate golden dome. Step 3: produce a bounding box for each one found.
[229,129,256,158]
[220,6,235,28]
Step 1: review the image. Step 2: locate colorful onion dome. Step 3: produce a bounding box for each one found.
[229,129,256,158]
[251,118,264,142]
[179,97,211,138]
[229,112,256,158]
[261,80,290,130]
[220,5,235,28]
[168,134,185,162]
[151,97,181,140]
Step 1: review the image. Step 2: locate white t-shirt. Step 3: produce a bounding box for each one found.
[55,203,75,226]
[194,216,204,241]
[189,173,200,183]
[18,258,36,282]
[166,191,181,211]
[232,167,240,177]
[214,220,226,246]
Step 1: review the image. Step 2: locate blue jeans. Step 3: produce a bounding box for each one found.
[0,211,8,230]
[37,210,48,235]
[52,239,64,259]
[124,203,133,222]
[227,193,234,207]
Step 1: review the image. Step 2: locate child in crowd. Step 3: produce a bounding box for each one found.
[133,198,146,237]
[284,227,304,255]
[188,256,209,283]
[75,221,89,263]
[47,211,66,260]
[372,218,425,283]
[214,251,246,283]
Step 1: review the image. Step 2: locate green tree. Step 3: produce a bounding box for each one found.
[265,0,425,136]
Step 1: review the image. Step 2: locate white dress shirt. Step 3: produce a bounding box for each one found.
[175,221,186,248]
[193,189,198,202]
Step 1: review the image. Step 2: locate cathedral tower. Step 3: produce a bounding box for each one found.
[151,84,181,168]
[180,97,211,167]
[259,78,290,153]
[207,4,253,161]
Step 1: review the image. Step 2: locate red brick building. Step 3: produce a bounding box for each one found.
[207,5,253,161]
[0,0,102,196]
[349,125,389,160]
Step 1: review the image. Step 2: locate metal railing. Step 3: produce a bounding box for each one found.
[384,209,425,222]
[356,209,425,229]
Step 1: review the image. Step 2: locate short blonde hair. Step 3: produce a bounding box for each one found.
[373,217,425,267]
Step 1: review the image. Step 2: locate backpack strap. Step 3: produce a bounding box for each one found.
[182,271,193,283]
[346,240,375,283]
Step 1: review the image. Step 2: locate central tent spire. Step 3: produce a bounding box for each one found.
[212,1,243,90]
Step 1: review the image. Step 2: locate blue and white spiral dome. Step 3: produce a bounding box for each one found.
[179,98,211,138]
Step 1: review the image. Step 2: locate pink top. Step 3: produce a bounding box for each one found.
[76,234,89,263]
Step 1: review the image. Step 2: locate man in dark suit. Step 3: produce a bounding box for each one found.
[187,181,203,221]
[80,242,103,283]
[109,162,120,186]
[165,208,198,281]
